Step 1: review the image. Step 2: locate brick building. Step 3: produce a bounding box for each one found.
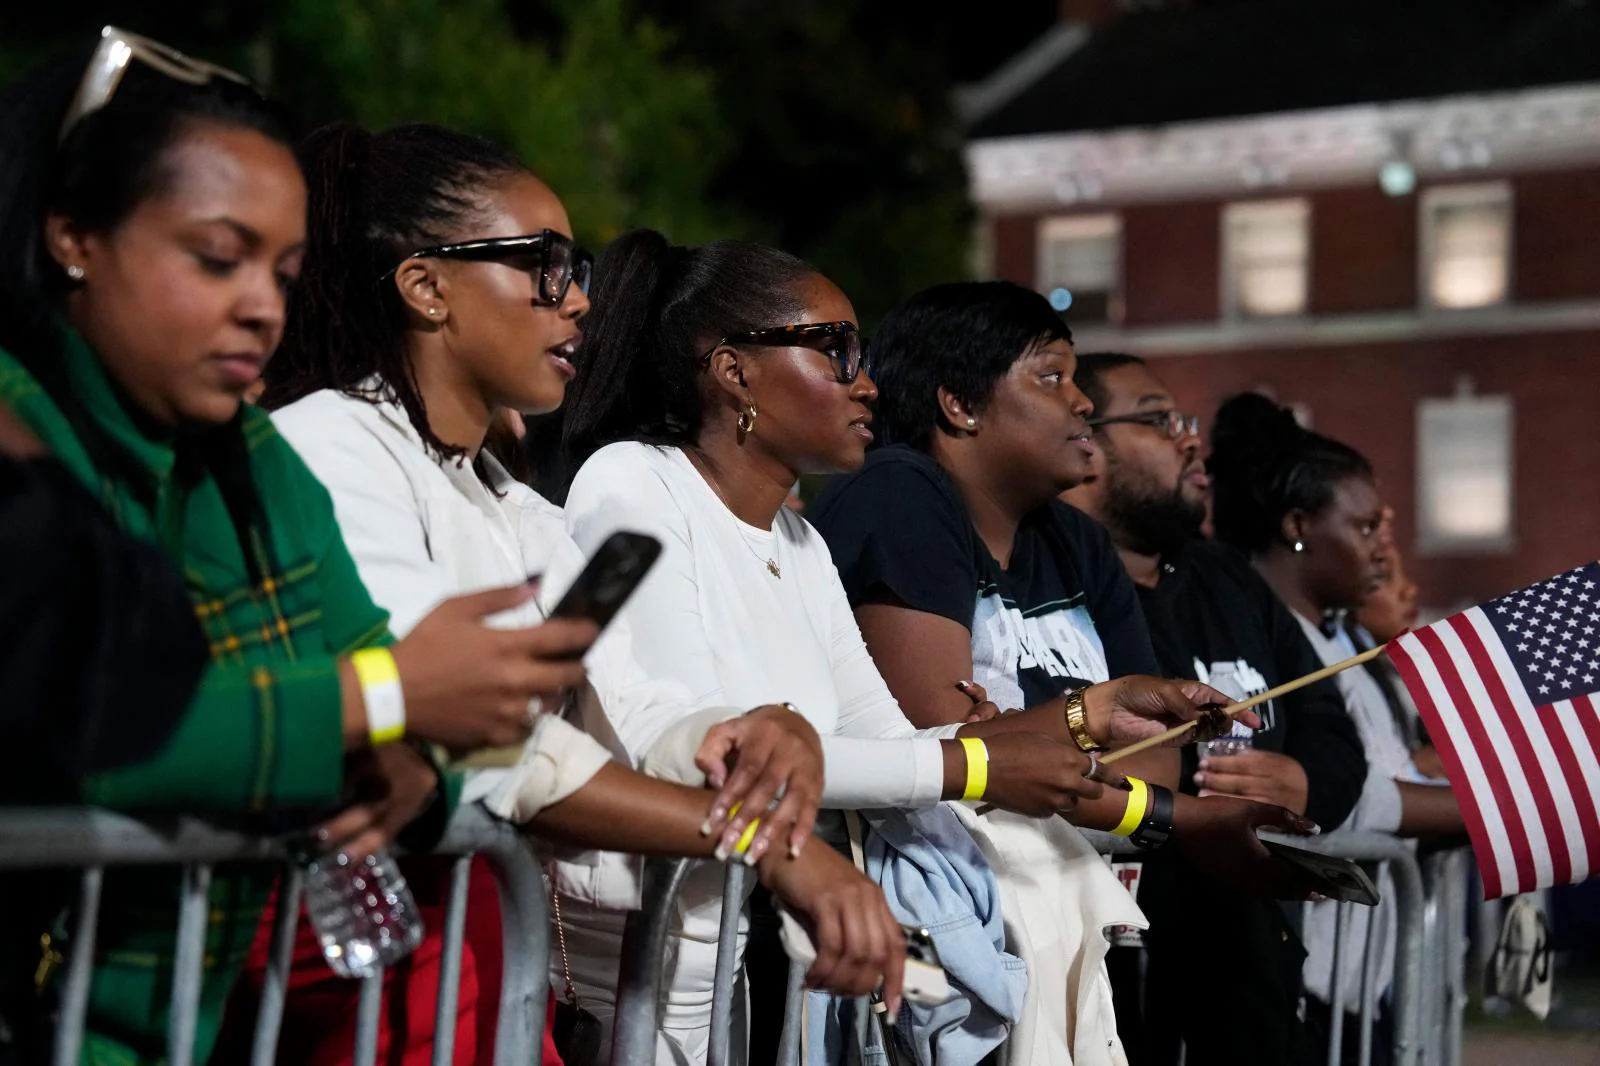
[962,1,1600,613]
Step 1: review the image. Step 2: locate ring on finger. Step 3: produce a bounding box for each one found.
[1084,752,1104,783]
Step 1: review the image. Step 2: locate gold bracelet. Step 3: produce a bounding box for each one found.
[1063,687,1105,753]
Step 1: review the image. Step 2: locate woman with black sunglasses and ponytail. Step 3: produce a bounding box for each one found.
[549,231,1241,1063]
[0,29,611,1066]
[214,121,907,1066]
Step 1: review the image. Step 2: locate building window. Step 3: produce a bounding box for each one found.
[1036,214,1120,323]
[1222,199,1309,319]
[1415,391,1514,554]
[1421,183,1512,310]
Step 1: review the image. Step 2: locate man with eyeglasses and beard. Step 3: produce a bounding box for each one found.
[1063,354,1368,1066]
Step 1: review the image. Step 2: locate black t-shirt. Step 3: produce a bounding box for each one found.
[811,445,1157,709]
[1136,538,1366,832]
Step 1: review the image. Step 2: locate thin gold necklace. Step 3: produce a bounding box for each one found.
[686,449,781,579]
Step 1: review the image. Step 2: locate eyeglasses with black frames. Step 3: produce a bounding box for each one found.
[1087,409,1201,441]
[61,26,255,143]
[699,321,869,384]
[378,231,593,308]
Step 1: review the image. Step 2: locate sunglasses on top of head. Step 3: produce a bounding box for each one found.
[60,26,257,143]
[699,321,870,384]
[378,230,594,308]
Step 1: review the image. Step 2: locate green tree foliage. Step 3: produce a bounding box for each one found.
[1,0,979,317]
[639,0,976,324]
[268,0,738,247]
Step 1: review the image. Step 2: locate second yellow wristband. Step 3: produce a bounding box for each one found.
[959,736,989,801]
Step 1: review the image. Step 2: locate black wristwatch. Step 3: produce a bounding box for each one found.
[1130,782,1175,850]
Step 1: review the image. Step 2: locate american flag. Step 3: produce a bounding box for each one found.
[1387,561,1600,899]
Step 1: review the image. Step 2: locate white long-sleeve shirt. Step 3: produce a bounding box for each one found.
[272,388,708,899]
[1296,613,1416,1012]
[564,441,961,809]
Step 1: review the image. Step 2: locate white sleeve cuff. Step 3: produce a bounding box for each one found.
[482,714,614,823]
[819,735,949,809]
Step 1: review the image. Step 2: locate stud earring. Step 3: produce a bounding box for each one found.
[66,264,85,281]
[736,402,758,435]
[965,417,976,428]
[1293,540,1305,553]
[426,307,439,317]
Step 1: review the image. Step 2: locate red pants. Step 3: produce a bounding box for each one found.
[215,856,561,1066]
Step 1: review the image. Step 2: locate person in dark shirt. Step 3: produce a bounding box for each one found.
[812,280,1323,1060]
[1065,353,1368,1066]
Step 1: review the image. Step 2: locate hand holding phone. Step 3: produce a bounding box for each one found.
[451,531,661,769]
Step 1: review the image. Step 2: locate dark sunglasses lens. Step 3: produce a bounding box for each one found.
[836,331,864,381]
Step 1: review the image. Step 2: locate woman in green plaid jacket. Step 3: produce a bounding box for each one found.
[0,32,601,1065]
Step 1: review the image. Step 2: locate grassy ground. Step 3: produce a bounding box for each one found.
[1462,964,1600,1066]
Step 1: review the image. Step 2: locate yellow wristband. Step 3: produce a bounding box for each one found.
[351,647,405,745]
[960,736,989,802]
[1110,776,1150,837]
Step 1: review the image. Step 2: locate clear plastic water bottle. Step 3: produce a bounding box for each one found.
[1198,662,1255,758]
[303,848,425,978]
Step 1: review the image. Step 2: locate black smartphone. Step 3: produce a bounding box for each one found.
[545,531,662,633]
[1263,840,1382,906]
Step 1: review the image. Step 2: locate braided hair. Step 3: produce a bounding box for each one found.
[261,121,525,470]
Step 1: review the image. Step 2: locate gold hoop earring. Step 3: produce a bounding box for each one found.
[736,403,758,435]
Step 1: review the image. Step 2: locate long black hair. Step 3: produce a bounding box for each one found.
[1208,392,1374,556]
[261,121,526,473]
[550,228,815,495]
[0,39,294,582]
[868,281,1073,451]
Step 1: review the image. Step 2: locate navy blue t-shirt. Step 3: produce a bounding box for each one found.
[811,445,1158,710]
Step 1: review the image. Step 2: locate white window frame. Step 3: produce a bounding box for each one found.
[1414,392,1515,555]
[1034,213,1122,322]
[1221,198,1311,320]
[1419,182,1513,313]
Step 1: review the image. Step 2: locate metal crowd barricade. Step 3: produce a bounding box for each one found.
[1091,829,1434,1066]
[605,833,1474,1066]
[609,858,798,1065]
[0,803,548,1066]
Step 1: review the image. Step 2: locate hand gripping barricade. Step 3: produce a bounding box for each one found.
[0,804,548,1066]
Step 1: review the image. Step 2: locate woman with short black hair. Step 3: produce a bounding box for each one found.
[811,280,1319,1063]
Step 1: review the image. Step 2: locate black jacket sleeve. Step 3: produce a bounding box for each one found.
[0,456,208,801]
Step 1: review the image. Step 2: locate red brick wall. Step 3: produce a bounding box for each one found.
[991,213,1039,287]
[983,170,1600,613]
[1310,186,1417,313]
[1122,202,1220,324]
[1148,331,1600,611]
[1511,169,1600,302]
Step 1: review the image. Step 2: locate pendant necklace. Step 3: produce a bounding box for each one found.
[687,449,782,578]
